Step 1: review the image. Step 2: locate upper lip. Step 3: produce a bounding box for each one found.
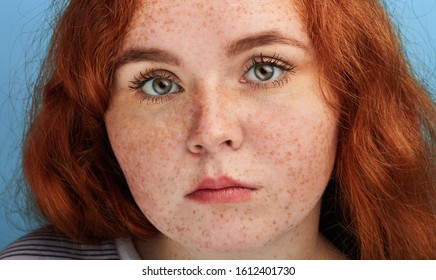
[188,176,256,193]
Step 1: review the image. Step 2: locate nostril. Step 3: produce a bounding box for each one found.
[194,144,204,152]
[189,139,234,154]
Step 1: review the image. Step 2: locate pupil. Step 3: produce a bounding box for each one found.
[153,78,171,94]
[255,64,274,81]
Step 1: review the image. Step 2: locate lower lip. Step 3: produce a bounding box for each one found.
[187,187,254,204]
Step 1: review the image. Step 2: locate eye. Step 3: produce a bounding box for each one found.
[141,77,180,96]
[129,70,183,99]
[245,63,283,82]
[242,54,295,87]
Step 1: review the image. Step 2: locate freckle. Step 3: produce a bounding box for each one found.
[176,226,185,233]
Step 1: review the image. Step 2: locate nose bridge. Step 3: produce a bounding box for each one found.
[186,81,243,154]
[196,83,227,128]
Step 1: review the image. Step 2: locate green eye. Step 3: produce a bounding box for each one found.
[142,77,180,96]
[245,63,282,82]
[254,64,275,81]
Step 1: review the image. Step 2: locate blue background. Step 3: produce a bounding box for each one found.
[1,0,435,250]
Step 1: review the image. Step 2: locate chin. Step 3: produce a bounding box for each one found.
[175,225,279,256]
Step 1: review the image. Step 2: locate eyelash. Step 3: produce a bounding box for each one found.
[128,53,296,104]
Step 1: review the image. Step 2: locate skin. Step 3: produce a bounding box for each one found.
[105,0,342,259]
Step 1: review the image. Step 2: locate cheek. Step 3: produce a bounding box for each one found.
[105,110,186,210]
[247,102,337,207]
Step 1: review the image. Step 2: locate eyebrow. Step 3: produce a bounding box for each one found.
[115,31,308,69]
[115,48,182,69]
[226,30,308,56]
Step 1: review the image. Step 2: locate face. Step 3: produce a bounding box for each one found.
[105,0,338,256]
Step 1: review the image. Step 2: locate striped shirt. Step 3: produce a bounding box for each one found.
[0,229,140,260]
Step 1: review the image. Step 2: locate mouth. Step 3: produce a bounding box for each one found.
[186,176,257,204]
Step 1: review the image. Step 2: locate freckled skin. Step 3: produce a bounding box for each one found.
[105,0,342,259]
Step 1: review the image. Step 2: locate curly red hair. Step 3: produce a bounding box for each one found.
[23,0,435,259]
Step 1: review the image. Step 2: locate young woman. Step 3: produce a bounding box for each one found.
[0,0,434,259]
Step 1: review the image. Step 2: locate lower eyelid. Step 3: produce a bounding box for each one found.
[137,89,183,105]
[243,73,292,90]
[139,94,167,105]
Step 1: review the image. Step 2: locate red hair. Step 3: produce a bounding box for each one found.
[294,0,436,259]
[23,0,435,259]
[24,0,157,241]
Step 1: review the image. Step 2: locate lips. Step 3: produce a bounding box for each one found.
[186,176,256,203]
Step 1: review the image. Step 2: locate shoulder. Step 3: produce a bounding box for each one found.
[0,228,120,260]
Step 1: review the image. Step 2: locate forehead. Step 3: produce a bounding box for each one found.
[123,0,309,51]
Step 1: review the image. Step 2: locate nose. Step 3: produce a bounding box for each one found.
[186,84,243,155]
